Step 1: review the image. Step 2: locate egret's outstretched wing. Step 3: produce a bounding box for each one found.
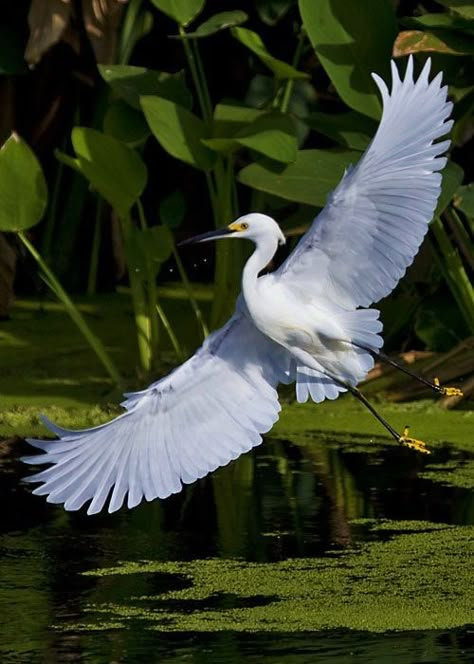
[276,57,453,309]
[23,312,292,515]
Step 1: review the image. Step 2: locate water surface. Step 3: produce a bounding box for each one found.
[1,424,473,662]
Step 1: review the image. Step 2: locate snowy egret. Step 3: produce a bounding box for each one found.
[23,57,462,515]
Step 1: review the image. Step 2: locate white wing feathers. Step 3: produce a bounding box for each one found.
[276,57,453,309]
[23,313,292,515]
[23,58,453,514]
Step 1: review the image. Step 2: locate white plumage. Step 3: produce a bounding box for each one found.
[23,57,453,514]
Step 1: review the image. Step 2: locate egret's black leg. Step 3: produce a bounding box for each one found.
[343,384,399,442]
[333,379,430,455]
[354,344,463,397]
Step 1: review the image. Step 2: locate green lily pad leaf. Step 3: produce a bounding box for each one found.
[0,134,47,231]
[204,110,297,162]
[236,112,297,163]
[149,0,205,26]
[299,0,397,119]
[231,27,308,79]
[401,13,474,34]
[72,128,147,218]
[453,183,474,217]
[238,149,360,207]
[181,11,248,38]
[212,103,263,137]
[160,190,186,229]
[104,101,150,147]
[201,137,240,154]
[435,162,464,215]
[435,0,474,20]
[306,111,377,151]
[393,30,474,57]
[99,65,192,110]
[141,96,216,170]
[201,102,263,154]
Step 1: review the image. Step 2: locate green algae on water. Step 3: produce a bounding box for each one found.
[273,399,474,453]
[77,521,474,634]
[420,459,474,490]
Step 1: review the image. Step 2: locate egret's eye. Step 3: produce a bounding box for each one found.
[240,222,249,230]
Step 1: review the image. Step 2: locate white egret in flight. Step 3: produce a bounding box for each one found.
[23,57,462,515]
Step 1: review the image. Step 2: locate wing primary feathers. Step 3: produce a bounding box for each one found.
[276,57,452,310]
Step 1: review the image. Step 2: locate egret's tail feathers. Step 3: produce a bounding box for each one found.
[295,366,347,404]
[337,308,384,350]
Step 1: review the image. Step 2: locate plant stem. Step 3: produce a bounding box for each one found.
[18,231,122,386]
[41,158,64,262]
[280,28,306,114]
[211,156,241,328]
[179,26,210,123]
[445,206,474,271]
[155,302,185,362]
[119,0,144,65]
[136,199,160,364]
[122,214,152,373]
[87,199,103,295]
[430,217,474,333]
[192,39,213,122]
[172,244,209,338]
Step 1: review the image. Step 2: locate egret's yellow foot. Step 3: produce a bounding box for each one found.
[433,377,463,397]
[399,426,431,455]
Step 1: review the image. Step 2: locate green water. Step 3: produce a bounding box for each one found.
[1,298,473,662]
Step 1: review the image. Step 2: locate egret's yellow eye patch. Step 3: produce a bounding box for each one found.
[228,221,249,232]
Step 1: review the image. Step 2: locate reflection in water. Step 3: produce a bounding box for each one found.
[1,433,473,662]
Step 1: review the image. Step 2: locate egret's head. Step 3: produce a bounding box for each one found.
[179,213,286,247]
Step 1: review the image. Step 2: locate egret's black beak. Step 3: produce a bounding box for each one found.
[178,227,235,247]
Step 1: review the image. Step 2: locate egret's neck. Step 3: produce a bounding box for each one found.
[242,236,279,308]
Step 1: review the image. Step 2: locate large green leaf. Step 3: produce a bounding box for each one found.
[306,111,377,150]
[239,153,464,232]
[435,0,474,20]
[181,11,247,38]
[393,30,474,57]
[211,103,263,137]
[299,0,397,119]
[236,112,297,163]
[435,162,464,215]
[231,27,308,79]
[72,128,147,218]
[0,134,47,231]
[402,13,474,35]
[104,101,150,147]
[238,149,359,206]
[99,65,192,110]
[150,0,205,26]
[141,96,216,170]
[204,111,298,163]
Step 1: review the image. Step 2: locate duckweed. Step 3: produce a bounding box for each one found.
[420,459,474,489]
[80,521,474,633]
